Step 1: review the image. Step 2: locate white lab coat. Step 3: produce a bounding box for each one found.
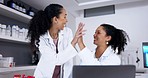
[34,27,78,78]
[78,46,121,65]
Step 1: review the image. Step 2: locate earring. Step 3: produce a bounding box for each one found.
[106,41,109,44]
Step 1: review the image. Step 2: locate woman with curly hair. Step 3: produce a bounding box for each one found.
[77,24,129,65]
[27,4,84,78]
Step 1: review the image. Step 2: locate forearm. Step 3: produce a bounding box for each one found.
[71,38,77,47]
[78,41,85,51]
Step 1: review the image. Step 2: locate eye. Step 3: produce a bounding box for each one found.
[96,30,101,34]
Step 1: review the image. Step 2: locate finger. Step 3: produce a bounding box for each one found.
[79,23,85,28]
[75,23,85,37]
[80,30,86,33]
[78,23,85,31]
[77,29,86,36]
[76,29,84,35]
[78,29,86,36]
[79,24,85,32]
[76,33,85,38]
[77,26,84,35]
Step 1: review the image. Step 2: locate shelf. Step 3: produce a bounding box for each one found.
[0,65,36,73]
[0,4,32,23]
[0,36,29,43]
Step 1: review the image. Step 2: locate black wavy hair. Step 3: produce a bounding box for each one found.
[27,4,63,50]
[100,24,130,54]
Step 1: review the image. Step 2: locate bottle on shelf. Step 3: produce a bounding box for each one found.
[1,24,6,36]
[15,2,19,11]
[7,0,11,6]
[0,0,4,4]
[11,25,16,38]
[13,74,21,78]
[22,5,26,14]
[18,28,23,39]
[24,28,28,40]
[27,7,35,16]
[18,3,23,12]
[0,23,2,35]
[15,25,19,38]
[7,0,16,9]
[0,54,2,58]
[6,25,11,37]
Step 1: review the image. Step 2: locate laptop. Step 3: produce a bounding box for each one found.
[73,65,135,78]
[135,42,148,73]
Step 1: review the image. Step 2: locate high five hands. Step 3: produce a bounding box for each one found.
[71,22,86,47]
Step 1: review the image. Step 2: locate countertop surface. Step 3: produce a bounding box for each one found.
[0,65,36,73]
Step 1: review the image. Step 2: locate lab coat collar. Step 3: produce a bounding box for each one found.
[101,46,113,57]
[42,29,64,44]
[97,46,114,61]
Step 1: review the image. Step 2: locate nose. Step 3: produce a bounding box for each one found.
[93,33,96,38]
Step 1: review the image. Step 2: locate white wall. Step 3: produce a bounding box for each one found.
[76,1,148,68]
[66,11,76,34]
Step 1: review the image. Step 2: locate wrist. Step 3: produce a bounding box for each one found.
[78,42,85,50]
[71,40,76,47]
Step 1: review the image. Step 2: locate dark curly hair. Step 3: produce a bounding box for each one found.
[27,4,63,51]
[100,24,130,54]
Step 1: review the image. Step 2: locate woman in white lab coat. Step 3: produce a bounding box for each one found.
[77,24,129,65]
[27,4,84,78]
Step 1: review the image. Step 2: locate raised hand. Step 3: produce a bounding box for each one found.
[71,22,85,47]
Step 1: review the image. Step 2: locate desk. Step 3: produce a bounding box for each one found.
[0,66,36,73]
[0,66,36,78]
[136,73,148,78]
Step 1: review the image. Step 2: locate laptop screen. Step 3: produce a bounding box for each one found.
[143,42,148,68]
[73,65,135,78]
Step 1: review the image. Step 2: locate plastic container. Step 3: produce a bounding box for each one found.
[12,25,16,37]
[13,74,21,78]
[1,24,6,36]
[0,57,14,67]
[0,23,2,35]
[0,54,2,58]
[6,25,11,37]
[0,0,4,4]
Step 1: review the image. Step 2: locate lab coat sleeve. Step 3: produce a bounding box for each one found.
[35,37,57,78]
[56,27,78,65]
[78,47,99,65]
[34,28,78,78]
[78,47,121,65]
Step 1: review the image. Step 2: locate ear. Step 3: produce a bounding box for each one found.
[53,16,58,24]
[106,36,111,42]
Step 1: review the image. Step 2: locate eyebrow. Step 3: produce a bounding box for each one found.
[95,30,99,33]
[96,29,100,32]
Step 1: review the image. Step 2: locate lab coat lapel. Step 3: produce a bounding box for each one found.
[58,30,64,45]
[47,31,55,45]
[42,31,55,52]
[46,30,64,46]
[57,30,64,53]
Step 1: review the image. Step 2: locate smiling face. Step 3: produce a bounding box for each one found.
[93,26,111,47]
[54,8,68,30]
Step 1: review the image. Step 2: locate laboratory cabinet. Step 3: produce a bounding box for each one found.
[0,2,34,73]
[0,3,32,24]
[0,3,31,43]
